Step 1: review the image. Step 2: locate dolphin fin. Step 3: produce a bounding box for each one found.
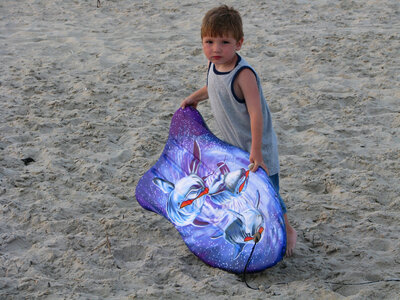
[190,140,201,174]
[234,243,245,259]
[217,162,230,175]
[193,217,210,227]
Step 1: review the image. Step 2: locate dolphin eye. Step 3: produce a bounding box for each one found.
[186,185,203,199]
[186,190,200,200]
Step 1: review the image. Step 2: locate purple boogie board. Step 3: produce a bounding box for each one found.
[135,107,286,273]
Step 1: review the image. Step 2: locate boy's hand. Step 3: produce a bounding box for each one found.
[180,86,208,109]
[181,85,208,108]
[180,97,198,109]
[249,161,269,175]
[249,151,269,175]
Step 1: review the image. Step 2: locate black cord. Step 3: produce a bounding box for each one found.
[243,243,259,290]
[242,230,400,290]
[325,278,400,286]
[243,232,263,290]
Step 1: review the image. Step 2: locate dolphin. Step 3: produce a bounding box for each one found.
[212,191,264,258]
[208,162,250,205]
[152,141,209,226]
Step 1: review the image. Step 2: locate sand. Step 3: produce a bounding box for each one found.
[1,0,399,299]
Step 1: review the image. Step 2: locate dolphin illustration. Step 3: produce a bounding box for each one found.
[212,191,264,258]
[208,162,250,205]
[152,141,209,226]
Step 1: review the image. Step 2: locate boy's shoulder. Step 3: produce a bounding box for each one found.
[235,56,257,80]
[235,55,258,74]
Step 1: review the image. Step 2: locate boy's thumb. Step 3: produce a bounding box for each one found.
[248,162,258,172]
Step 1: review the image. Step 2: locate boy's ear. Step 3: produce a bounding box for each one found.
[236,38,244,51]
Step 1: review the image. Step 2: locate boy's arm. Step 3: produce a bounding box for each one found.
[181,85,209,108]
[236,69,269,174]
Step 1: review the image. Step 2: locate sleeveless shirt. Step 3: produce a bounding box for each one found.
[207,55,280,175]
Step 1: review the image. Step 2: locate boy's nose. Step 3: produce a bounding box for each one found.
[213,44,222,52]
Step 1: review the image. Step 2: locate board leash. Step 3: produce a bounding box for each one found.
[243,231,262,290]
[324,278,400,286]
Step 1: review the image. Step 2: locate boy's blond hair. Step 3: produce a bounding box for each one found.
[201,5,243,41]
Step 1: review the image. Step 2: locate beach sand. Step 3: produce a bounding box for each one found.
[1,0,399,299]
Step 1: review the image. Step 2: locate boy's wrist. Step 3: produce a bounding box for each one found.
[251,145,262,155]
[188,97,198,105]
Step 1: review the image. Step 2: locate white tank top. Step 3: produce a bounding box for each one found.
[207,55,280,175]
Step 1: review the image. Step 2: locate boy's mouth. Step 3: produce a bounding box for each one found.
[212,56,222,60]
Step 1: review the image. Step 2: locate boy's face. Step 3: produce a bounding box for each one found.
[202,34,243,70]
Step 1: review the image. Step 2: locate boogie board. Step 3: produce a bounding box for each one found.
[135,106,286,273]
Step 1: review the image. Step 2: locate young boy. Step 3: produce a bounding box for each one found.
[180,5,297,256]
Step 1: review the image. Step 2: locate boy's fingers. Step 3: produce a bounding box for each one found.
[250,162,259,172]
[261,163,270,176]
[180,100,197,109]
